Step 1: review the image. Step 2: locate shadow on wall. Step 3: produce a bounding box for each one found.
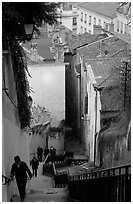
[96,110,131,168]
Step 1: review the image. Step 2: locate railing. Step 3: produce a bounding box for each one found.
[53,163,68,188]
[2,175,11,185]
[68,164,131,202]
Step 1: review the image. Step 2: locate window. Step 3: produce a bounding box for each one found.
[73,17,77,26]
[124,24,127,34]
[104,22,106,29]
[84,28,87,32]
[94,17,96,25]
[99,19,101,26]
[105,23,108,30]
[117,20,119,32]
[81,12,83,21]
[121,22,123,33]
[84,94,88,114]
[84,14,87,23]
[89,30,91,34]
[81,26,83,33]
[89,16,91,25]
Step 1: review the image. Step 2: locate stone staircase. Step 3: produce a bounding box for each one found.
[11,165,69,202]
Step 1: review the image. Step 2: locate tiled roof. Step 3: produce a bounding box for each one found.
[23,38,55,60]
[78,36,130,60]
[88,57,130,111]
[116,2,131,17]
[77,2,120,18]
[87,58,123,87]
[69,32,108,50]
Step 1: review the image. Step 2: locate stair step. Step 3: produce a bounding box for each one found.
[11,188,69,202]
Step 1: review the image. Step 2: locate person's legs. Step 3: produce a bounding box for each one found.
[16,179,27,201]
[32,168,34,177]
[35,168,37,177]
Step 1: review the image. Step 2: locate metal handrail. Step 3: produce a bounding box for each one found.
[68,164,131,181]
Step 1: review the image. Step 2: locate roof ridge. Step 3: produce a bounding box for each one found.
[77,36,112,50]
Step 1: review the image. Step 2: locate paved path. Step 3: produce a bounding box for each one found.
[11,174,69,202]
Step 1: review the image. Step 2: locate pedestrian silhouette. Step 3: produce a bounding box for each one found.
[10,155,32,201]
[44,146,49,159]
[30,157,39,177]
[37,146,43,162]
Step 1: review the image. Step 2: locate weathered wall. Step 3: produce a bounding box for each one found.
[2,53,29,201]
[28,63,65,127]
[96,111,131,168]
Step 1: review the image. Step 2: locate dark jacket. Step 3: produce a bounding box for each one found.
[30,159,39,169]
[10,161,32,181]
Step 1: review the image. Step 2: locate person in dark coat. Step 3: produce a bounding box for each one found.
[53,147,56,155]
[10,155,32,201]
[37,146,43,162]
[44,146,49,159]
[30,157,39,177]
[50,146,54,155]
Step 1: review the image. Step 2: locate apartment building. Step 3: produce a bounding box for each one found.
[114,2,131,36]
[77,2,120,34]
[59,2,131,37]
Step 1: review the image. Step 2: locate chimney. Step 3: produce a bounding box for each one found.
[93,25,102,35]
[99,39,107,57]
[109,22,114,33]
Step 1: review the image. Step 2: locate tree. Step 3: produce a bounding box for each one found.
[2,2,60,41]
[30,103,51,126]
[2,3,60,129]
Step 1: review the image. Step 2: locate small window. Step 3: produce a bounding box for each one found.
[89,16,91,25]
[94,17,96,25]
[99,19,101,26]
[84,14,87,23]
[81,26,83,33]
[81,12,83,21]
[73,17,77,26]
[121,22,123,33]
[105,23,108,30]
[117,20,119,32]
[84,94,88,114]
[124,24,127,34]
[84,28,87,32]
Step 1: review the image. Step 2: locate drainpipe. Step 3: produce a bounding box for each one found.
[94,87,98,166]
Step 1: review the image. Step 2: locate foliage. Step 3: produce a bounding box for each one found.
[31,103,51,126]
[10,41,31,129]
[2,2,60,129]
[2,2,60,41]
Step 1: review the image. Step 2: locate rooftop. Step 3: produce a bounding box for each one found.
[116,2,131,17]
[78,35,131,61]
[88,57,130,111]
[24,38,55,61]
[77,2,120,18]
[69,32,108,51]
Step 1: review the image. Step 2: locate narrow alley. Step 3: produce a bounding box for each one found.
[2,2,131,202]
[11,174,69,202]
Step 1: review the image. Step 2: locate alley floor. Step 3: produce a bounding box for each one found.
[11,174,69,202]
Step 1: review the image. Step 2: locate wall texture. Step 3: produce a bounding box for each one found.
[28,63,65,127]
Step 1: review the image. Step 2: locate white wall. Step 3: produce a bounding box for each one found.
[2,52,30,201]
[77,8,113,34]
[2,105,29,201]
[28,63,65,127]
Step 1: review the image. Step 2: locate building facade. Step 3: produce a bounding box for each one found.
[59,2,131,37]
[2,49,30,201]
[65,51,101,162]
